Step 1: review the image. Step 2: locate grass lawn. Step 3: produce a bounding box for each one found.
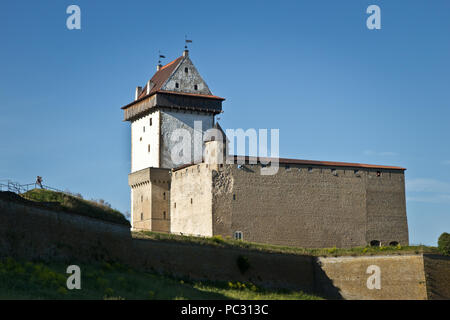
[20,189,129,227]
[0,257,321,300]
[134,231,440,257]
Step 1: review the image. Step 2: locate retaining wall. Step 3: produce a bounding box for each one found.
[0,198,448,299]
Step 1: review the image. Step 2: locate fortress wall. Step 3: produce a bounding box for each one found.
[129,168,171,232]
[213,164,364,247]
[149,168,171,232]
[130,238,316,292]
[0,198,447,299]
[211,164,407,248]
[0,199,131,263]
[316,255,428,300]
[423,254,450,300]
[170,163,214,237]
[365,170,409,246]
[130,182,152,231]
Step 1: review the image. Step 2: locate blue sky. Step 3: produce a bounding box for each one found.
[0,1,449,245]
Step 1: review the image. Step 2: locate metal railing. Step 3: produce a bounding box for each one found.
[0,179,79,198]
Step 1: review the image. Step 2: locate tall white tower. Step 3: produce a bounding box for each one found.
[121,50,225,231]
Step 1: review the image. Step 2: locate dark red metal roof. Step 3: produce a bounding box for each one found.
[173,155,406,171]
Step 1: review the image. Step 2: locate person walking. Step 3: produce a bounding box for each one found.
[35,176,43,189]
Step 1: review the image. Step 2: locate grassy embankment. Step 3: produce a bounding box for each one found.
[134,231,440,257]
[19,188,129,226]
[0,257,321,300]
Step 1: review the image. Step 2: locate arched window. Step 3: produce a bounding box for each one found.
[389,241,399,246]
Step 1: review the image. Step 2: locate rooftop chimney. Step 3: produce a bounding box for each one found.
[135,86,142,101]
[156,64,162,71]
[183,49,189,57]
[146,80,151,95]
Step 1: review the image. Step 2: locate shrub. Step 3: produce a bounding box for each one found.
[57,287,68,295]
[236,255,250,274]
[327,246,337,254]
[211,235,224,244]
[438,232,450,256]
[104,288,114,297]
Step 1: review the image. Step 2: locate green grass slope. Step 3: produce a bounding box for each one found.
[134,231,440,257]
[0,257,321,300]
[21,189,129,227]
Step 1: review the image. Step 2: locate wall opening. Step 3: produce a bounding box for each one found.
[389,241,399,246]
[163,211,166,220]
[234,231,243,241]
[370,240,381,247]
[140,213,143,221]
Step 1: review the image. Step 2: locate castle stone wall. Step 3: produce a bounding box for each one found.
[0,198,446,300]
[129,167,170,232]
[0,198,131,263]
[423,254,450,300]
[170,163,214,236]
[365,170,409,245]
[211,163,408,248]
[316,255,428,299]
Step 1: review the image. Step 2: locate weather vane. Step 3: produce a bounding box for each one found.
[158,50,165,65]
[185,35,192,50]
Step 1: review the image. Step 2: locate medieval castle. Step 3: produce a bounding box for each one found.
[121,50,409,248]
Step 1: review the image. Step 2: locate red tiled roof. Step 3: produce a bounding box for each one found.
[138,56,184,99]
[121,56,225,110]
[173,155,406,171]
